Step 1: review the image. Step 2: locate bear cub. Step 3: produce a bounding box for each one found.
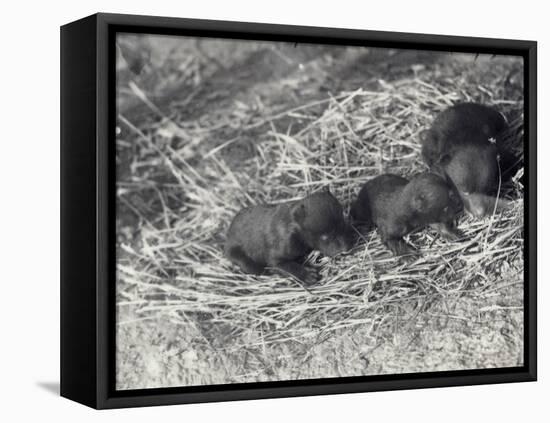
[225,188,354,285]
[350,172,464,256]
[419,103,514,217]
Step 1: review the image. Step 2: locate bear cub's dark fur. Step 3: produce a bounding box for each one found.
[350,172,464,256]
[225,188,354,285]
[419,103,514,217]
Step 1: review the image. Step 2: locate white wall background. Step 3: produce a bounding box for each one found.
[1,0,545,420]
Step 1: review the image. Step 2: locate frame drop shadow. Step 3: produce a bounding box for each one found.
[36,381,60,396]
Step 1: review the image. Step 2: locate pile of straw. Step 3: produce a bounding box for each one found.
[115,48,524,385]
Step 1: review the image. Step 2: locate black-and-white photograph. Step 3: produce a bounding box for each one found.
[115,33,524,390]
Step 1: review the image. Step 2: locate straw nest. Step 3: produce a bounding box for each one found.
[115,45,524,386]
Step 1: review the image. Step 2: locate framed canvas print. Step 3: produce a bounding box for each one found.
[60,13,537,409]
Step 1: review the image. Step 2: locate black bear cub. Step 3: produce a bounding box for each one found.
[419,103,513,217]
[350,172,463,256]
[225,188,354,285]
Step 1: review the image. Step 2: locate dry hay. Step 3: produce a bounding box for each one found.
[115,51,524,380]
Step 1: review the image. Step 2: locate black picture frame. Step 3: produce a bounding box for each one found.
[60,12,537,409]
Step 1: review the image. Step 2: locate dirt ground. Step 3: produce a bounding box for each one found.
[115,34,524,390]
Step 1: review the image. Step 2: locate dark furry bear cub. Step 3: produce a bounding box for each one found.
[419,103,516,217]
[225,188,354,285]
[351,172,464,256]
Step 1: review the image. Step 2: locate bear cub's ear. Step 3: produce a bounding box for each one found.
[419,129,443,167]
